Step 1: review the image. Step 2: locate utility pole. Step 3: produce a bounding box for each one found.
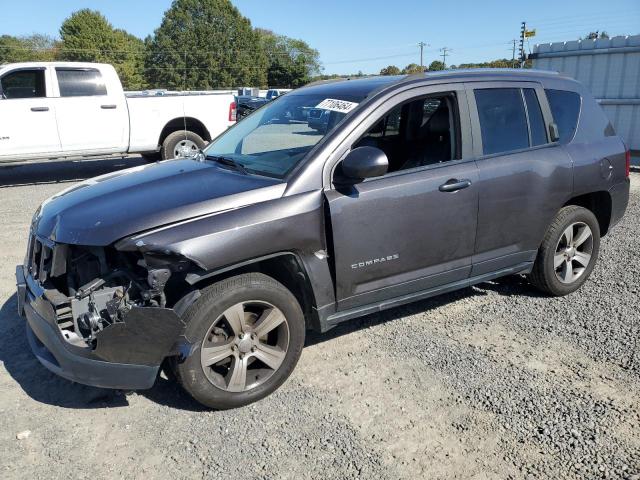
[510,39,518,68]
[440,47,451,69]
[418,41,428,68]
[519,21,527,67]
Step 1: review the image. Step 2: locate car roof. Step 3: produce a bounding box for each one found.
[296,68,575,99]
[0,61,113,71]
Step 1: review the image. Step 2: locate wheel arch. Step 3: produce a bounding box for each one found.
[158,117,212,148]
[177,252,323,332]
[564,191,612,236]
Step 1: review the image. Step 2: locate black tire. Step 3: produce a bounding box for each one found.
[528,205,600,296]
[175,273,305,410]
[160,130,205,160]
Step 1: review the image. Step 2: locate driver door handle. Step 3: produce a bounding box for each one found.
[30,107,49,112]
[439,178,472,193]
[101,104,117,109]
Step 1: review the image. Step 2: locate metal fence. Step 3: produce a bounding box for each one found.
[531,35,640,154]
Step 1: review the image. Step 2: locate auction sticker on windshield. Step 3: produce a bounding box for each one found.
[315,98,359,114]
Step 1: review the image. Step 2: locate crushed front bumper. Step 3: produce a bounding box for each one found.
[16,265,184,390]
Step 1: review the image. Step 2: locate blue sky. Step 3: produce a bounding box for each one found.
[1,0,639,74]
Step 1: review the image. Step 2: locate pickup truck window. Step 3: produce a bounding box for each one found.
[56,68,107,97]
[475,88,529,155]
[545,89,581,144]
[353,94,458,172]
[205,92,364,179]
[1,69,46,99]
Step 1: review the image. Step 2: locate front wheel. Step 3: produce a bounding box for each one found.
[175,273,305,409]
[161,130,206,160]
[528,206,600,296]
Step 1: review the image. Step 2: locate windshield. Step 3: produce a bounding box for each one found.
[204,92,363,179]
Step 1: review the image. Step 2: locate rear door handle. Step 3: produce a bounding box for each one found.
[30,107,49,112]
[101,104,117,109]
[439,178,472,192]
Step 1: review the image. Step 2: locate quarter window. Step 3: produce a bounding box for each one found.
[474,88,529,155]
[545,89,581,144]
[56,68,107,97]
[523,88,547,146]
[1,69,46,99]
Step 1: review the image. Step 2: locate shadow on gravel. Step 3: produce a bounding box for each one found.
[0,156,147,188]
[0,294,129,408]
[1,275,541,411]
[1,294,213,411]
[305,275,546,347]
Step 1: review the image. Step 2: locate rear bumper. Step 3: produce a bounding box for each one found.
[16,265,181,390]
[609,178,630,229]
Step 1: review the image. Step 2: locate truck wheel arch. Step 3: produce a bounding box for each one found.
[158,117,212,149]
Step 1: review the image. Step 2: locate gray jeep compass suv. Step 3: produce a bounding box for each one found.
[16,69,631,409]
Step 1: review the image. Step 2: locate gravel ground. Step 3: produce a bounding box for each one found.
[0,160,638,480]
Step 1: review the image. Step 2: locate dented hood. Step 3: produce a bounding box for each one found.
[34,158,284,246]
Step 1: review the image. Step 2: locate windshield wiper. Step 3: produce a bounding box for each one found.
[205,155,249,175]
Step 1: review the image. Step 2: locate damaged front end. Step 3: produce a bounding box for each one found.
[18,233,194,389]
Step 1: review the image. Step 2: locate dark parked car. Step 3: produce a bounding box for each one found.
[235,95,269,121]
[17,70,630,409]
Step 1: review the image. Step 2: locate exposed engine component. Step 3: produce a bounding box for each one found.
[72,286,125,341]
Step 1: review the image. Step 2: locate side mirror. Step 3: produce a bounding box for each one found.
[339,146,389,181]
[549,122,560,142]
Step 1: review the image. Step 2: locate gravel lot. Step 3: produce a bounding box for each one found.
[0,160,638,480]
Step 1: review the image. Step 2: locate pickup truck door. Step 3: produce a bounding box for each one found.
[0,67,62,158]
[53,67,128,153]
[325,86,479,311]
[467,82,573,276]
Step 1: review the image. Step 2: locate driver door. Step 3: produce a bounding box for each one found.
[325,86,479,311]
[0,67,61,159]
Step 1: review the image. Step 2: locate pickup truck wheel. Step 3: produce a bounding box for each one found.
[528,206,600,296]
[175,273,305,410]
[161,130,206,160]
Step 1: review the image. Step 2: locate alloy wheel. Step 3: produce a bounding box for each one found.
[200,301,290,392]
[173,139,199,158]
[553,221,594,284]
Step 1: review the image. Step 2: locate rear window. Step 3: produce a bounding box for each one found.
[475,88,529,155]
[545,89,581,144]
[56,68,107,97]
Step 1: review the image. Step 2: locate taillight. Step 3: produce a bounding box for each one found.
[625,149,631,178]
[229,102,237,122]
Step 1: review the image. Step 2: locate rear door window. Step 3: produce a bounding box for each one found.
[523,89,547,146]
[545,89,581,144]
[56,68,107,97]
[474,88,529,155]
[1,69,46,99]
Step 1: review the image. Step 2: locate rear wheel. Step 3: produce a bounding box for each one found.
[161,130,206,160]
[528,206,600,296]
[175,273,305,409]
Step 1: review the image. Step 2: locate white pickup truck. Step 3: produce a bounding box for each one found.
[0,62,237,162]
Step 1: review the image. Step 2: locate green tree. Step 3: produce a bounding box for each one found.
[258,29,321,88]
[379,65,401,75]
[146,0,268,89]
[427,60,445,71]
[0,34,58,63]
[402,63,423,74]
[58,9,146,89]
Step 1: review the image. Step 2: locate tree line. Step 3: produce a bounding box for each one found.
[0,0,321,90]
